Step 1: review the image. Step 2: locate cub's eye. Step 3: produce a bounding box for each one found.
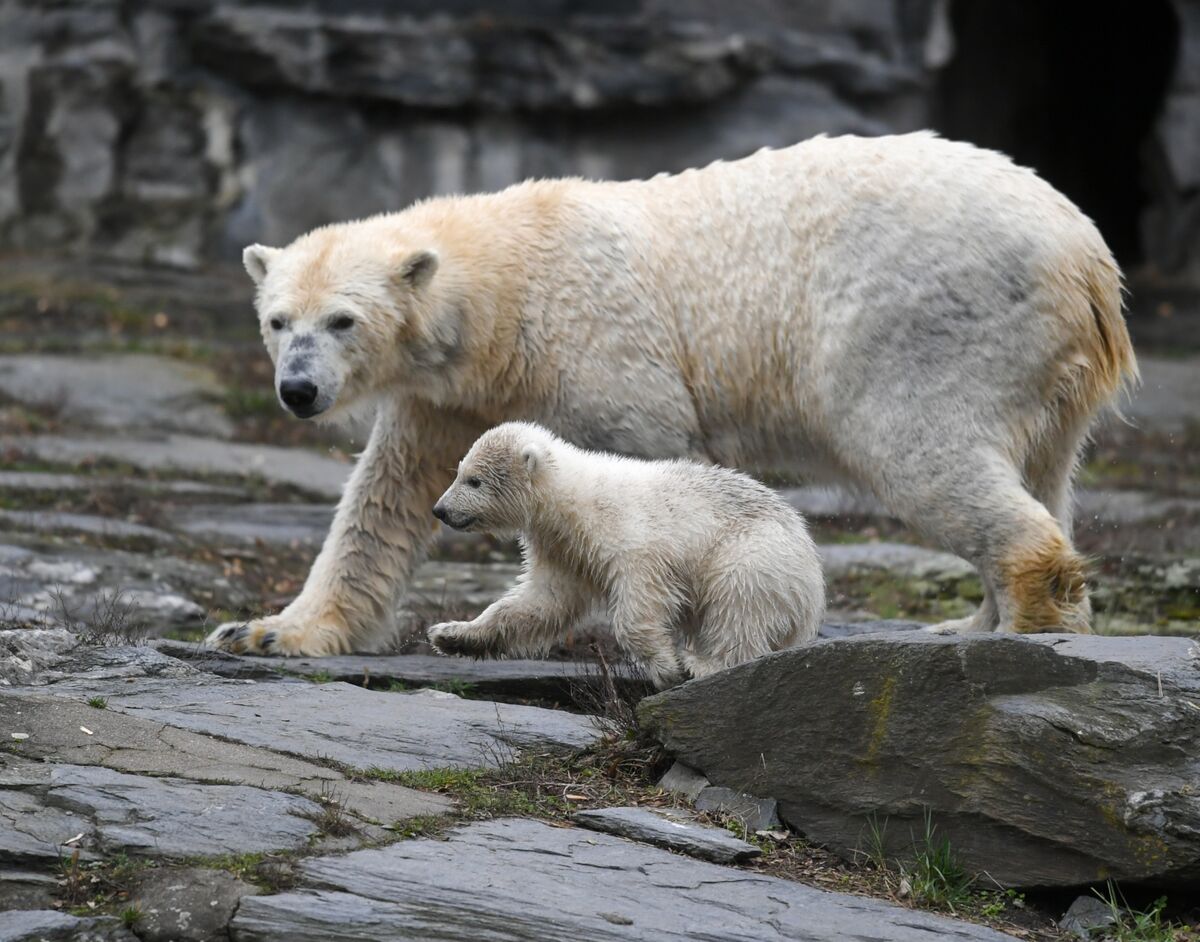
[465,476,482,489]
[268,317,285,331]
[330,315,355,331]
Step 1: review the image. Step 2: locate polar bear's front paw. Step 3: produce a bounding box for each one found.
[427,621,493,658]
[206,612,351,657]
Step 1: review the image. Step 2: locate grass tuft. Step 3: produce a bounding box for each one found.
[1095,882,1189,942]
[902,812,975,911]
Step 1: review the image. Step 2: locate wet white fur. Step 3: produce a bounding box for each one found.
[207,132,1136,656]
[426,423,824,688]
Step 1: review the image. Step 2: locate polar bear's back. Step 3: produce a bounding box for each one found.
[559,132,1128,468]
[616,132,1110,326]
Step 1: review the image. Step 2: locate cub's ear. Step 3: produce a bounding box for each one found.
[520,443,544,475]
[243,244,281,285]
[397,249,439,290]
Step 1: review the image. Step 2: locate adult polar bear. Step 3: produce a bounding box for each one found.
[208,132,1136,657]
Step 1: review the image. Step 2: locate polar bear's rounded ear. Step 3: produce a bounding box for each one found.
[520,443,543,475]
[243,244,281,286]
[397,250,439,290]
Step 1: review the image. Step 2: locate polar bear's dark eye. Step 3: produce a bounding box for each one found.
[466,476,482,489]
[330,315,355,331]
[268,317,285,331]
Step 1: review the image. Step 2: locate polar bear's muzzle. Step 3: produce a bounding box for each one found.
[432,502,476,531]
[275,332,343,418]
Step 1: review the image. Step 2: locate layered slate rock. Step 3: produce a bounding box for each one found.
[639,633,1200,888]
[2,435,348,498]
[0,693,451,826]
[0,910,137,942]
[1,760,321,859]
[0,354,234,439]
[14,673,598,773]
[159,643,649,701]
[574,807,760,864]
[232,818,1015,941]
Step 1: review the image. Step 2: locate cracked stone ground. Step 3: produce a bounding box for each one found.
[0,261,1196,939]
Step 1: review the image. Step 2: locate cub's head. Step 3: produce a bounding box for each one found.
[433,422,555,536]
[243,222,461,421]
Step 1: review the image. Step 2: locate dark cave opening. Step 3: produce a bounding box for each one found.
[934,0,1179,268]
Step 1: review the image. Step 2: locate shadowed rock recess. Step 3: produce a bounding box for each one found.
[639,632,1200,888]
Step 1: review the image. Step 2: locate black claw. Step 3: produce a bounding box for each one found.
[261,631,277,650]
[231,624,251,642]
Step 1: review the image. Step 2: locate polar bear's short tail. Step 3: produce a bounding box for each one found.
[1077,250,1140,412]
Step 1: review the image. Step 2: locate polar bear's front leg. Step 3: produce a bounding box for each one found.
[208,400,477,656]
[428,564,587,660]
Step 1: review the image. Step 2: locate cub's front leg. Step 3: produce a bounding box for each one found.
[428,564,586,660]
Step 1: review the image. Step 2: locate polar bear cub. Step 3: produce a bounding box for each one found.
[428,422,824,688]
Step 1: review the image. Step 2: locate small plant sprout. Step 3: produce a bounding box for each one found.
[87,696,107,709]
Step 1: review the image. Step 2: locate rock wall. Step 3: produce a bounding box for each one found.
[0,0,1198,289]
[0,0,938,267]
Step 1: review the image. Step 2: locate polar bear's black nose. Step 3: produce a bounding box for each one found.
[280,379,318,412]
[432,504,448,522]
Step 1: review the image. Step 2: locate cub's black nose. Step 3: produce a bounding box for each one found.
[279,378,318,411]
[432,504,448,522]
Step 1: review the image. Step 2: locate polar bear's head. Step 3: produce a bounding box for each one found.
[433,422,556,536]
[242,223,461,422]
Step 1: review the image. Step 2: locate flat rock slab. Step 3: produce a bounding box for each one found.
[158,643,647,700]
[0,547,233,636]
[0,471,245,498]
[0,509,177,544]
[169,502,333,545]
[574,806,760,863]
[818,542,975,582]
[0,869,58,911]
[234,818,1015,941]
[0,633,197,688]
[19,672,599,772]
[1,760,321,859]
[1,434,349,498]
[0,692,451,827]
[639,632,1200,888]
[0,910,137,942]
[693,787,781,832]
[0,354,233,438]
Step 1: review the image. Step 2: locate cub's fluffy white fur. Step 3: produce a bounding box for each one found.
[427,422,825,688]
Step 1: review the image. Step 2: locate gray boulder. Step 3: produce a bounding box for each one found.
[639,632,1200,888]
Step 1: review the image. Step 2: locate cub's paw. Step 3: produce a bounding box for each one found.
[206,613,351,656]
[640,656,686,691]
[427,621,491,658]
